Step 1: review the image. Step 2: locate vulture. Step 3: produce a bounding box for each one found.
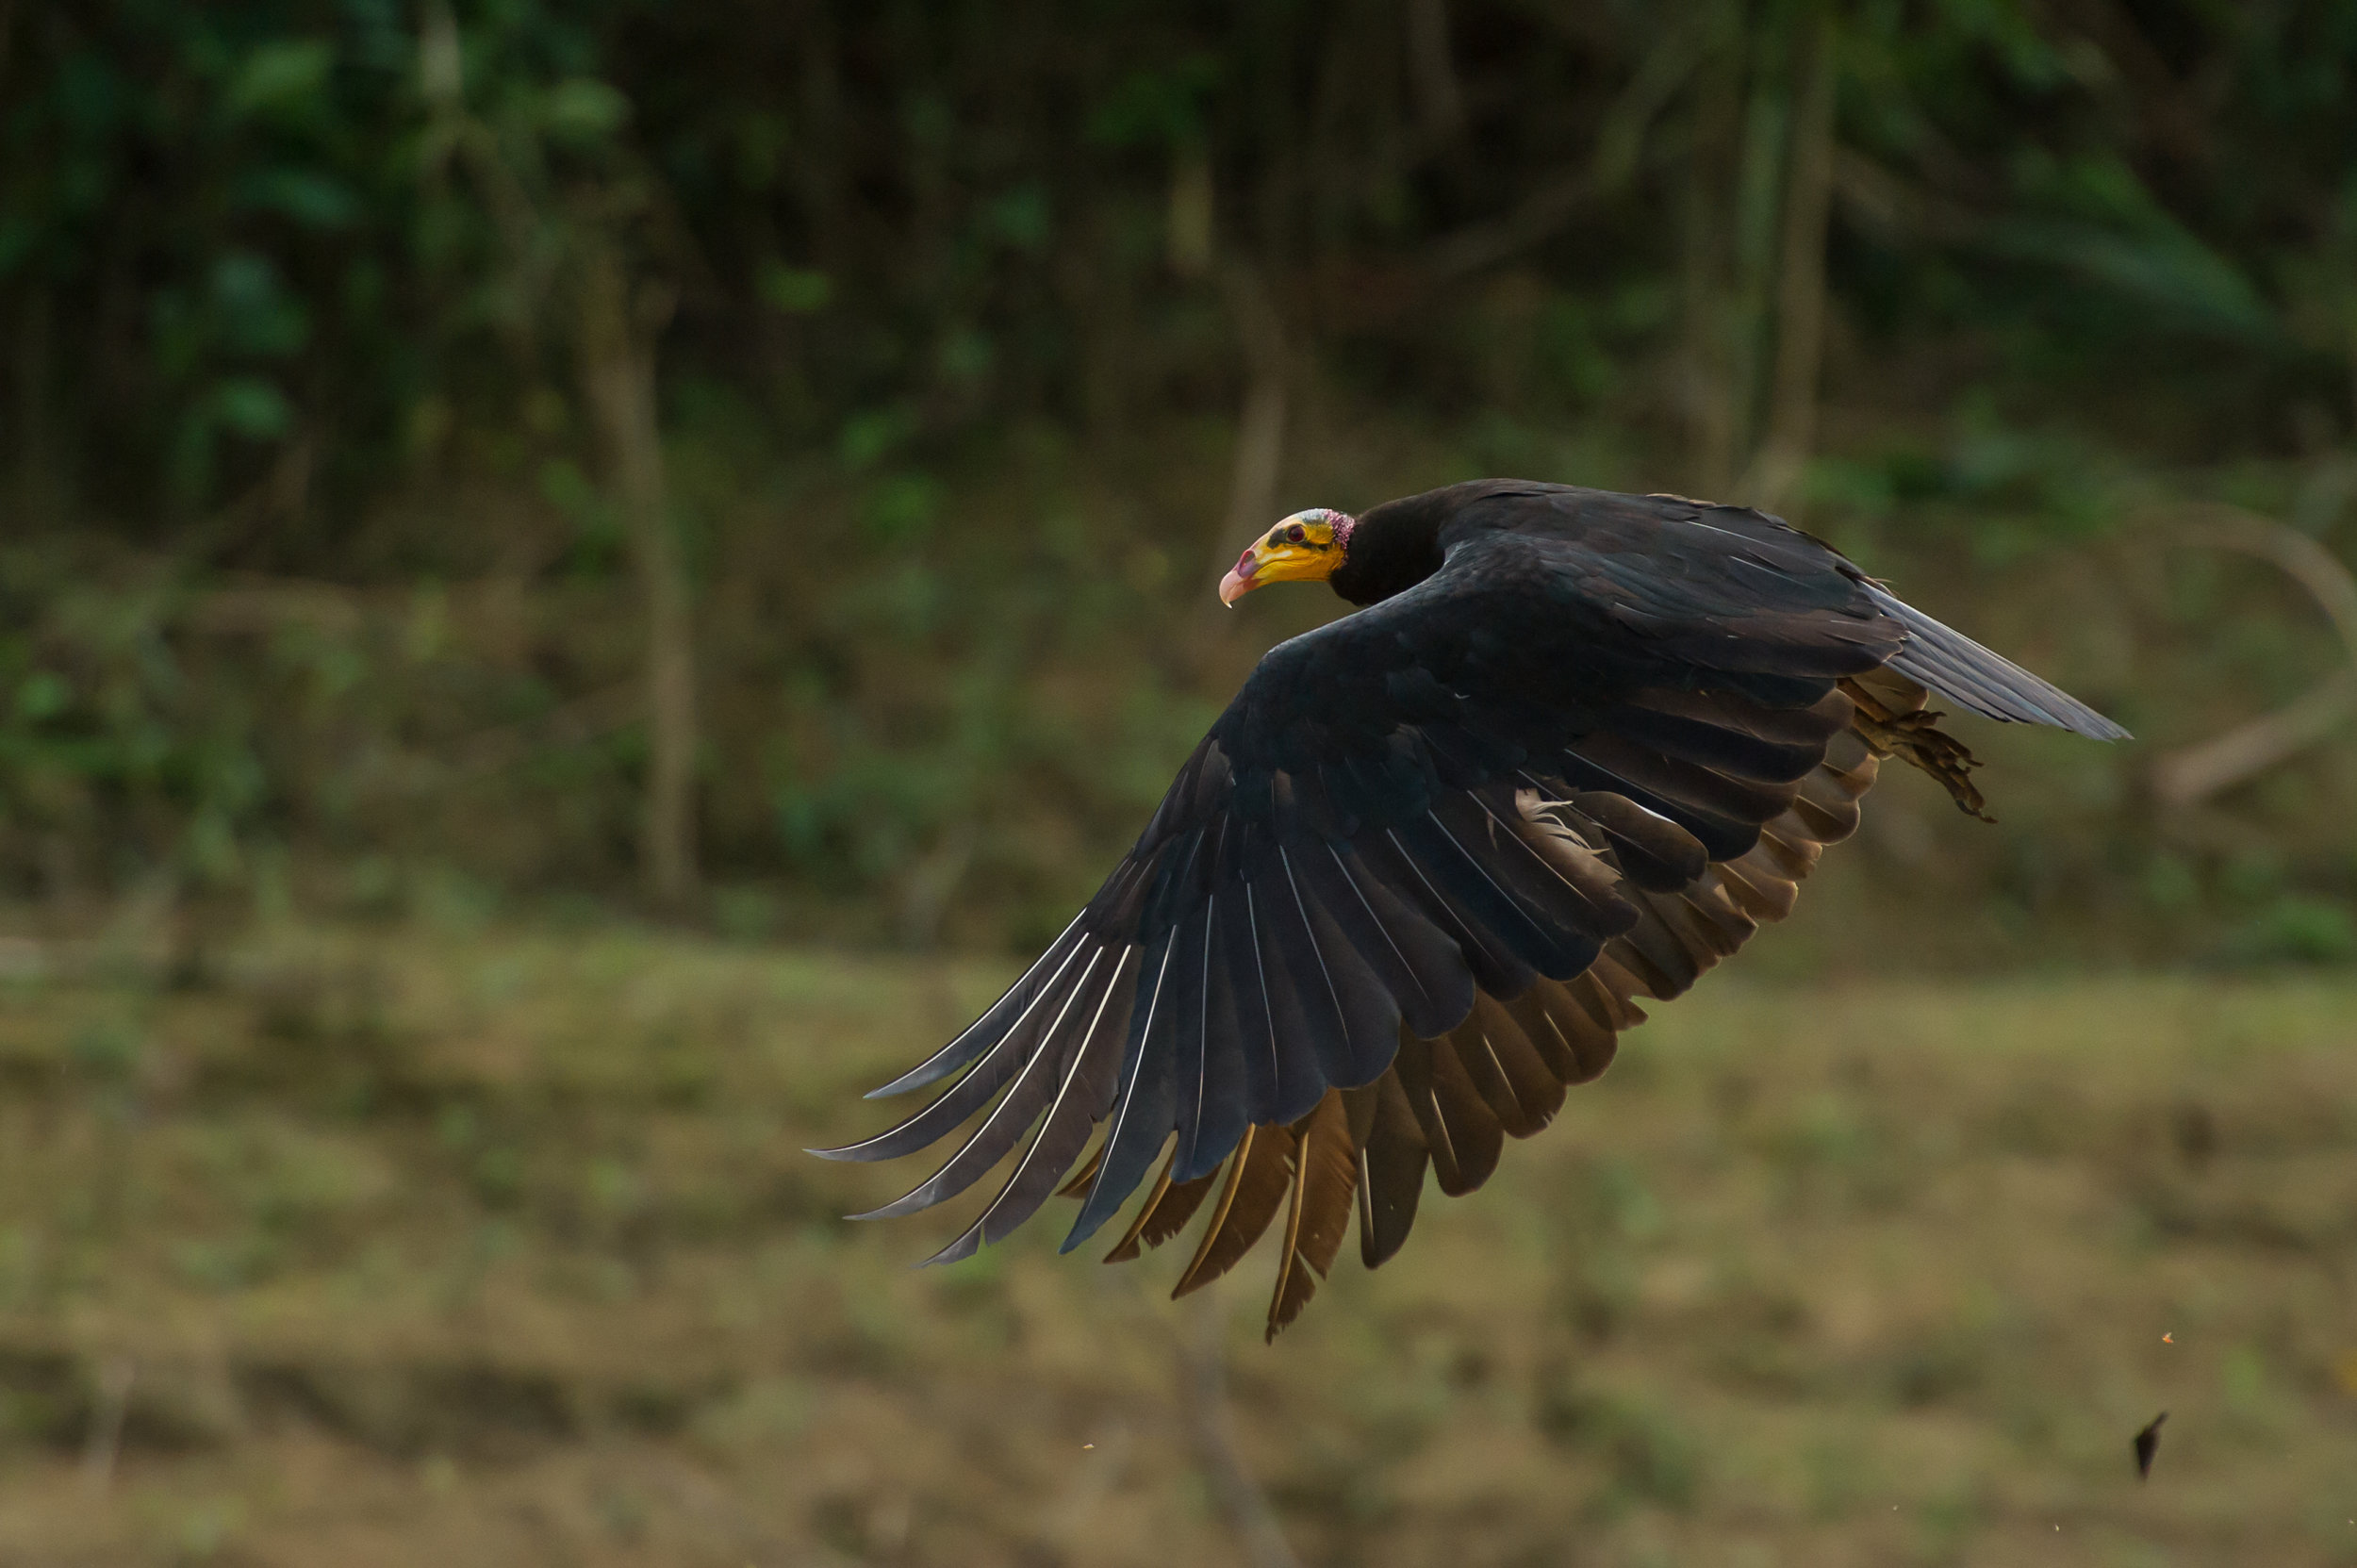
[816,481,2127,1339]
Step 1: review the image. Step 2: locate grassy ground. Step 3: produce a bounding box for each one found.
[0,918,2350,1567]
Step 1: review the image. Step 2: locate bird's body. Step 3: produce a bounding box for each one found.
[818,480,2126,1338]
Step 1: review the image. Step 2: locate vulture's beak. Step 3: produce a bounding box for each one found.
[1218,510,1346,606]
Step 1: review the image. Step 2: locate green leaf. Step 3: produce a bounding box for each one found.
[225,41,336,122]
[983,185,1051,253]
[838,407,916,470]
[1084,58,1221,149]
[15,672,71,722]
[541,78,630,145]
[756,260,832,314]
[862,472,945,544]
[211,253,312,356]
[235,168,361,229]
[1993,222,2274,340]
[213,377,292,439]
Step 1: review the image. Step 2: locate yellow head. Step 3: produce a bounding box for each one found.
[1217,508,1354,606]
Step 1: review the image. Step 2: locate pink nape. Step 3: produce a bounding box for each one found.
[1331,512,1357,551]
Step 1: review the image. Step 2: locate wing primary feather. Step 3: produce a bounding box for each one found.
[1244,882,1328,1124]
[1056,1142,1104,1201]
[1246,887,1281,1115]
[1412,805,1591,975]
[1278,847,1405,1086]
[1532,778,1709,890]
[810,938,1096,1164]
[1554,748,1757,862]
[1448,991,1563,1135]
[1309,843,1474,1039]
[1176,896,1251,1183]
[1223,884,1289,1126]
[1324,845,1438,1010]
[1247,883,1325,1100]
[1375,827,1538,999]
[849,945,1112,1221]
[865,915,1086,1098]
[1276,847,1358,1076]
[1426,1035,1507,1192]
[1104,1155,1220,1262]
[1475,791,1629,923]
[1405,806,1556,952]
[1172,1124,1295,1296]
[1188,898,1216,1173]
[1352,1074,1428,1268]
[1162,899,1213,1180]
[1266,1121,1314,1333]
[1062,933,1181,1250]
[1506,976,1621,1084]
[1865,584,2128,739]
[923,945,1143,1262]
[1100,1159,1173,1263]
[1393,1030,1504,1196]
[1267,1091,1358,1339]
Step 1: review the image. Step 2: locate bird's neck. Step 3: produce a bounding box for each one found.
[1330,501,1447,606]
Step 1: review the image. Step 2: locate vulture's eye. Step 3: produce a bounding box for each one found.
[1287,523,1307,543]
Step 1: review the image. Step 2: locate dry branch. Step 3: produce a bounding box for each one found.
[2150,505,2357,808]
[579,247,700,912]
[1174,1291,1300,1568]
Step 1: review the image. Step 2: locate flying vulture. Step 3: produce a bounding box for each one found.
[816,481,2127,1339]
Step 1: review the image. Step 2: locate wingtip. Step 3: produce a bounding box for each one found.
[920,1230,985,1268]
[1059,1197,1120,1254]
[864,1065,945,1099]
[848,1188,943,1223]
[2054,705,2131,742]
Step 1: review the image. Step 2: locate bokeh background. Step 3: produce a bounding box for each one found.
[2,2,2355,1563]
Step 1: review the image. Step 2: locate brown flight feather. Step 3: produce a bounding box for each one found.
[1394,1030,1506,1196]
[1103,1157,1218,1263]
[1172,1124,1295,1296]
[1350,1075,1428,1268]
[1055,1142,1104,1200]
[1266,1091,1359,1338]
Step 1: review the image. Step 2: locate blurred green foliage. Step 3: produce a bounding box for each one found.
[1,1,2354,957]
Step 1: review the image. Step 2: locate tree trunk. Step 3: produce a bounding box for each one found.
[1678,14,1744,496]
[1404,0,1467,149]
[579,248,699,913]
[1216,260,1288,572]
[1743,5,1837,514]
[15,285,53,526]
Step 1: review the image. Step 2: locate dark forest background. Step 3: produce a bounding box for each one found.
[7,9,2357,1566]
[5,0,2356,966]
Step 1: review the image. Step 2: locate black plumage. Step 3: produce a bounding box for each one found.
[815,481,2128,1336]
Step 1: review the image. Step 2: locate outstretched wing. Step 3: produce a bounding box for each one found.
[816,493,2113,1336]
